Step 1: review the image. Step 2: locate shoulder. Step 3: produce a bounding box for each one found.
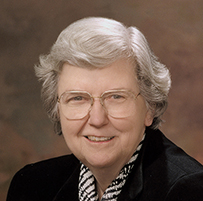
[7,154,80,201]
[164,170,203,200]
[22,154,78,173]
[141,128,203,200]
[144,128,203,174]
[15,154,80,182]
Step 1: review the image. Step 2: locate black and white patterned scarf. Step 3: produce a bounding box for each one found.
[78,135,145,201]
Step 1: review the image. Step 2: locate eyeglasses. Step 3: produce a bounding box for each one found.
[57,89,140,120]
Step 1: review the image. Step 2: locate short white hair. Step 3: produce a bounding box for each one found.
[35,17,171,134]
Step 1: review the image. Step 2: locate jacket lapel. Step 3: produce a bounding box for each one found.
[53,162,80,201]
[117,148,144,201]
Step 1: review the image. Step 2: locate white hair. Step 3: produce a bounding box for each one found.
[35,17,171,134]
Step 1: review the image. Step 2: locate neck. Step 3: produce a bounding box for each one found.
[89,163,124,200]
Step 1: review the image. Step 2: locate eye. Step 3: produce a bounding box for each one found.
[105,92,127,103]
[68,95,88,103]
[111,94,124,99]
[61,93,90,105]
[71,96,83,101]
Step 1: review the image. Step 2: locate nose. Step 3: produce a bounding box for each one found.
[88,98,109,127]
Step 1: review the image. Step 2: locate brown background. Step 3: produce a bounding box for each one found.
[1,0,203,200]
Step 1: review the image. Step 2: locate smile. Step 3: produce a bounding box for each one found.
[85,136,114,142]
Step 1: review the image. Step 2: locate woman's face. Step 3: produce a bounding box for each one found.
[58,58,153,172]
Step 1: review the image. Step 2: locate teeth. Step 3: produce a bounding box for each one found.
[87,136,113,142]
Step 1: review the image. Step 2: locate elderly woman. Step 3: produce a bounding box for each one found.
[7,17,203,201]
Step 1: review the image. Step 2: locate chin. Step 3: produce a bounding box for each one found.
[83,155,116,170]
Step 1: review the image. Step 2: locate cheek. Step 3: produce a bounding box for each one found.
[60,120,82,157]
[109,106,148,144]
[60,116,73,146]
[110,118,144,157]
[110,117,145,140]
[110,118,134,132]
[60,114,84,145]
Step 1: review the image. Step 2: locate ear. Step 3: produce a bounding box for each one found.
[144,110,153,127]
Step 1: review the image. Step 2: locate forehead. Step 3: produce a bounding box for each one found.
[58,59,139,95]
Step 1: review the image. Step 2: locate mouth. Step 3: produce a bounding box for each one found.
[85,136,114,142]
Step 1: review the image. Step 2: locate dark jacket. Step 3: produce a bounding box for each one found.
[7,128,203,201]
